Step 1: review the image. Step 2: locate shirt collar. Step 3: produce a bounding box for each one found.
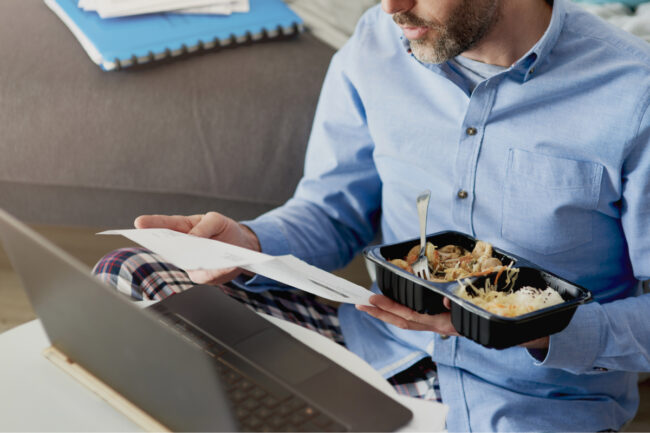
[399,0,568,83]
[512,0,567,82]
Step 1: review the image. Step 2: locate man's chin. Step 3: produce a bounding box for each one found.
[410,45,447,64]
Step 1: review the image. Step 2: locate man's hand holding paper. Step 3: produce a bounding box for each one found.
[130,212,262,285]
[99,212,372,305]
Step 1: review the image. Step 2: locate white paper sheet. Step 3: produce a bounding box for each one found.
[178,0,249,14]
[99,228,272,270]
[243,255,372,305]
[99,229,372,306]
[79,0,233,18]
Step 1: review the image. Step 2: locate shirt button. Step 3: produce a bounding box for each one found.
[440,335,449,340]
[457,190,468,199]
[466,127,477,136]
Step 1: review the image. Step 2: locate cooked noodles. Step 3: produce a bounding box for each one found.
[456,280,564,317]
[390,240,508,282]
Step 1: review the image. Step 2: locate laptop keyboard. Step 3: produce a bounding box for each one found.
[154,307,346,432]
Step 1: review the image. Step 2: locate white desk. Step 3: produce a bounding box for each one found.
[0,319,447,432]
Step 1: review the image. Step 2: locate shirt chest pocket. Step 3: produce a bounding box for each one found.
[501,149,604,255]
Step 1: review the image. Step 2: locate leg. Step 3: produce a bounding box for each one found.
[93,247,343,344]
[92,247,195,300]
[387,357,442,402]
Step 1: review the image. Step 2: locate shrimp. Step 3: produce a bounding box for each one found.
[390,259,413,273]
[438,245,464,260]
[408,242,438,267]
[405,245,420,265]
[477,256,502,272]
[425,242,439,269]
[472,240,493,258]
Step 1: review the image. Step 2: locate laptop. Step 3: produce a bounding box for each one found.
[0,208,412,432]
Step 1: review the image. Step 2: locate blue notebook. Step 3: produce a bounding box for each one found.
[44,0,303,71]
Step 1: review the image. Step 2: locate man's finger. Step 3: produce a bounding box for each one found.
[356,305,434,331]
[366,295,460,336]
[188,212,229,239]
[369,294,421,322]
[134,214,195,233]
[187,267,240,285]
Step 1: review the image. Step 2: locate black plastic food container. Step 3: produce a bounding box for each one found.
[363,231,592,348]
[363,231,522,315]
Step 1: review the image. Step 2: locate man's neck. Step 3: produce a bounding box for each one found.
[460,0,553,67]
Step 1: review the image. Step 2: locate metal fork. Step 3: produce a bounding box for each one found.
[413,190,431,280]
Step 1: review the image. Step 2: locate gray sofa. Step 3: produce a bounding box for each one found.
[0,0,336,227]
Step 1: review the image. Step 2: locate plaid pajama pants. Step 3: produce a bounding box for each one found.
[92,247,442,403]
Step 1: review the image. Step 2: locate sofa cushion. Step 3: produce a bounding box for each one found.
[0,0,335,226]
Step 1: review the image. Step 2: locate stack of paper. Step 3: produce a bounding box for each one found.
[77,0,250,18]
[46,0,303,71]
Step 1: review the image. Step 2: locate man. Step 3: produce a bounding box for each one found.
[94,0,650,430]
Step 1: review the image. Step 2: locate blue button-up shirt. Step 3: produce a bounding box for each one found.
[244,0,650,430]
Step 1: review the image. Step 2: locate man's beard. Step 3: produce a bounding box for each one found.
[393,0,500,64]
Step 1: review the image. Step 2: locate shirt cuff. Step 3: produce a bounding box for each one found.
[526,301,604,374]
[241,215,291,257]
[238,215,292,291]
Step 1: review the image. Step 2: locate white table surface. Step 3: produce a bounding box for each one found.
[0,318,447,432]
